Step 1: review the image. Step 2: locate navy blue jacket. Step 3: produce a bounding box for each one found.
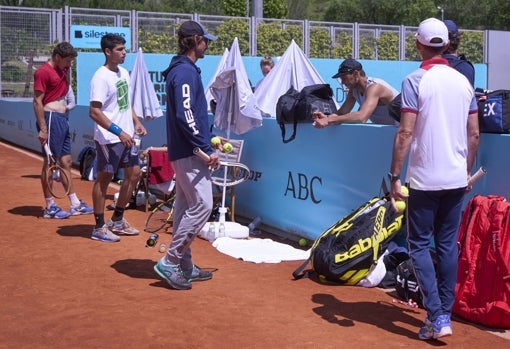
[443,53,475,87]
[162,55,213,161]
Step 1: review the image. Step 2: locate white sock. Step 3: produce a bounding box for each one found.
[68,193,80,207]
[45,198,54,209]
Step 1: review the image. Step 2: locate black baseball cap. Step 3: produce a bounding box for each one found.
[332,58,363,78]
[178,20,217,41]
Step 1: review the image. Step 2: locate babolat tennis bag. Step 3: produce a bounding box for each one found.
[293,196,404,285]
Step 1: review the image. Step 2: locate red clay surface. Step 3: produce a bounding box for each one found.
[1,141,508,349]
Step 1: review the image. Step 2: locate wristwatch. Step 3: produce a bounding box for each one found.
[388,172,400,182]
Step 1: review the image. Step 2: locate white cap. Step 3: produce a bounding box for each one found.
[416,18,449,47]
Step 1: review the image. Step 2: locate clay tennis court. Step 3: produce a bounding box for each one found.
[0,141,508,349]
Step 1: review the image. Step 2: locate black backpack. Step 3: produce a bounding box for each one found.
[394,250,437,308]
[78,146,97,181]
[276,84,337,143]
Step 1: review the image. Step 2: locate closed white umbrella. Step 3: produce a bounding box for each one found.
[205,47,229,113]
[130,48,163,120]
[210,37,262,137]
[254,40,331,118]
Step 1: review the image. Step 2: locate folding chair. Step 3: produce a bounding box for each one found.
[212,139,244,221]
[138,148,174,212]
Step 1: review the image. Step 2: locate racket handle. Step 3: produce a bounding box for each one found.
[43,143,51,156]
[193,147,210,162]
[468,166,487,186]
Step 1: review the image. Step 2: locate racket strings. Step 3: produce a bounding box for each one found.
[47,165,69,198]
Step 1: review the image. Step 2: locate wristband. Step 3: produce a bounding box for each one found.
[107,123,123,136]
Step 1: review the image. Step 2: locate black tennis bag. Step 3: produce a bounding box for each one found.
[478,89,510,133]
[276,84,337,143]
[293,196,404,285]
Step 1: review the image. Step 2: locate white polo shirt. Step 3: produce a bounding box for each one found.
[401,58,478,190]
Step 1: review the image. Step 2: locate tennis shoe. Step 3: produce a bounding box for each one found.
[108,218,139,236]
[154,259,192,290]
[418,319,434,340]
[182,265,213,282]
[91,224,120,242]
[432,314,452,338]
[43,204,71,219]
[69,200,93,216]
[419,315,452,340]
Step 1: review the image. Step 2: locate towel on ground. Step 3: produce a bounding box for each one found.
[212,237,310,263]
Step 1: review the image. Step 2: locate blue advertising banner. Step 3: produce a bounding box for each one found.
[70,25,131,50]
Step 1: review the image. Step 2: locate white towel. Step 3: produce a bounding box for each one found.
[212,237,310,263]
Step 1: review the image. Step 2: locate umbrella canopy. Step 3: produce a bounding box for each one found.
[210,38,262,137]
[254,40,330,118]
[130,48,163,120]
[205,47,229,113]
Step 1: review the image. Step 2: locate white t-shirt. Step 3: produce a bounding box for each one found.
[90,65,134,144]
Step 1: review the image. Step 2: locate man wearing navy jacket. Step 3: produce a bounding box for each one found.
[154,20,219,290]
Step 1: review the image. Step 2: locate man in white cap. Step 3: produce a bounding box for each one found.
[313,58,399,127]
[153,21,219,290]
[388,18,479,340]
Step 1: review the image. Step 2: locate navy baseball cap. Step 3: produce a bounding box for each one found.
[178,21,217,41]
[444,19,459,38]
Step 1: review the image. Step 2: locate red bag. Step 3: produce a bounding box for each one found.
[453,195,510,328]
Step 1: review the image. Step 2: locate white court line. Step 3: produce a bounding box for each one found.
[0,141,121,190]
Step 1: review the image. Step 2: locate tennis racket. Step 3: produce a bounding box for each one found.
[44,143,70,199]
[144,192,176,233]
[193,147,250,187]
[144,178,176,234]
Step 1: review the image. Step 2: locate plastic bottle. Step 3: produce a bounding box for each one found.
[248,216,262,234]
[146,233,158,247]
[219,222,225,237]
[208,222,215,240]
[131,133,141,156]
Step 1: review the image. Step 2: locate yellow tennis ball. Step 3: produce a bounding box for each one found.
[400,186,409,196]
[222,142,233,153]
[211,136,221,146]
[298,238,307,247]
[395,200,406,213]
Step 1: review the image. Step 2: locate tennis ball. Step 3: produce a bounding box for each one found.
[395,200,406,213]
[211,136,221,146]
[298,238,307,247]
[222,142,233,153]
[400,186,409,196]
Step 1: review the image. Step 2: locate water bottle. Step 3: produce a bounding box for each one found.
[146,233,158,247]
[248,216,262,234]
[219,222,226,237]
[131,133,141,156]
[208,222,215,240]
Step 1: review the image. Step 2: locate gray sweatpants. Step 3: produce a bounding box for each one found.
[165,155,213,269]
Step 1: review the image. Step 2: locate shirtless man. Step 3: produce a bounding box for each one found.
[313,58,399,127]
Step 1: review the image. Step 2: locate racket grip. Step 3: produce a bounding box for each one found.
[193,147,210,162]
[468,166,487,186]
[43,143,51,155]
